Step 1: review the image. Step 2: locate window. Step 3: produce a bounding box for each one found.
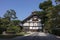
[34,22,37,26]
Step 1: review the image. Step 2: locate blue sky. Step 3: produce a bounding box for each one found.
[0,0,56,20]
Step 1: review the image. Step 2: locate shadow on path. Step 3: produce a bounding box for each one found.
[0,32,60,40]
[0,36,60,40]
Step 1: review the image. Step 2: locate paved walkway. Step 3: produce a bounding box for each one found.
[0,32,60,40]
[29,32,49,36]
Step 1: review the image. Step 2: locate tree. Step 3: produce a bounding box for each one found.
[33,11,47,24]
[12,20,23,31]
[39,0,52,10]
[7,25,21,33]
[38,0,60,33]
[44,6,57,32]
[55,0,60,5]
[0,18,9,34]
[4,9,17,21]
[39,0,53,32]
[39,0,60,34]
[0,9,22,34]
[12,20,21,26]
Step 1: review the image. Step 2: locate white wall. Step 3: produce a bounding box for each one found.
[30,23,33,26]
[29,27,42,29]
[34,22,38,26]
[23,23,29,26]
[38,19,41,21]
[23,22,42,27]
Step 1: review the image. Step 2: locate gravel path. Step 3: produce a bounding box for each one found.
[0,32,60,40]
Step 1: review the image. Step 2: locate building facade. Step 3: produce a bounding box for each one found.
[21,12,44,32]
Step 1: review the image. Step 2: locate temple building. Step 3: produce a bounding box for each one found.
[21,12,44,32]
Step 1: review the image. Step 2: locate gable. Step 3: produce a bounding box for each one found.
[26,16,41,22]
[22,14,42,23]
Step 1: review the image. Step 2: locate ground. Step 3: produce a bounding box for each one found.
[0,32,60,40]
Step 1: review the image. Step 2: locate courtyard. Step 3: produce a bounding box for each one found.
[0,32,60,40]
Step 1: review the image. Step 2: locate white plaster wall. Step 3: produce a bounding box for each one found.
[23,22,42,27]
[33,27,38,29]
[29,27,42,29]
[34,23,38,26]
[30,23,33,26]
[26,18,41,22]
[26,18,32,22]
[23,23,29,26]
[29,18,32,21]
[38,19,41,22]
[29,27,32,29]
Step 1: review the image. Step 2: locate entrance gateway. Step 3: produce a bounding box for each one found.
[21,12,43,32]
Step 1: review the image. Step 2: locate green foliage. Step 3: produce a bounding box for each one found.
[39,0,52,10]
[4,9,17,21]
[52,29,60,36]
[34,11,46,15]
[55,0,60,4]
[33,11,47,24]
[0,18,9,34]
[0,9,22,34]
[38,0,60,34]
[12,20,21,26]
[55,5,60,12]
[7,25,20,33]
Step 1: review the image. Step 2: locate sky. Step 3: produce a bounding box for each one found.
[0,0,56,20]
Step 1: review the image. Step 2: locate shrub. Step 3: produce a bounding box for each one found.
[6,25,21,34]
[52,28,60,36]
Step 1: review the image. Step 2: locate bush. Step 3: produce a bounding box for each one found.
[52,29,60,36]
[7,25,21,34]
[0,34,24,39]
